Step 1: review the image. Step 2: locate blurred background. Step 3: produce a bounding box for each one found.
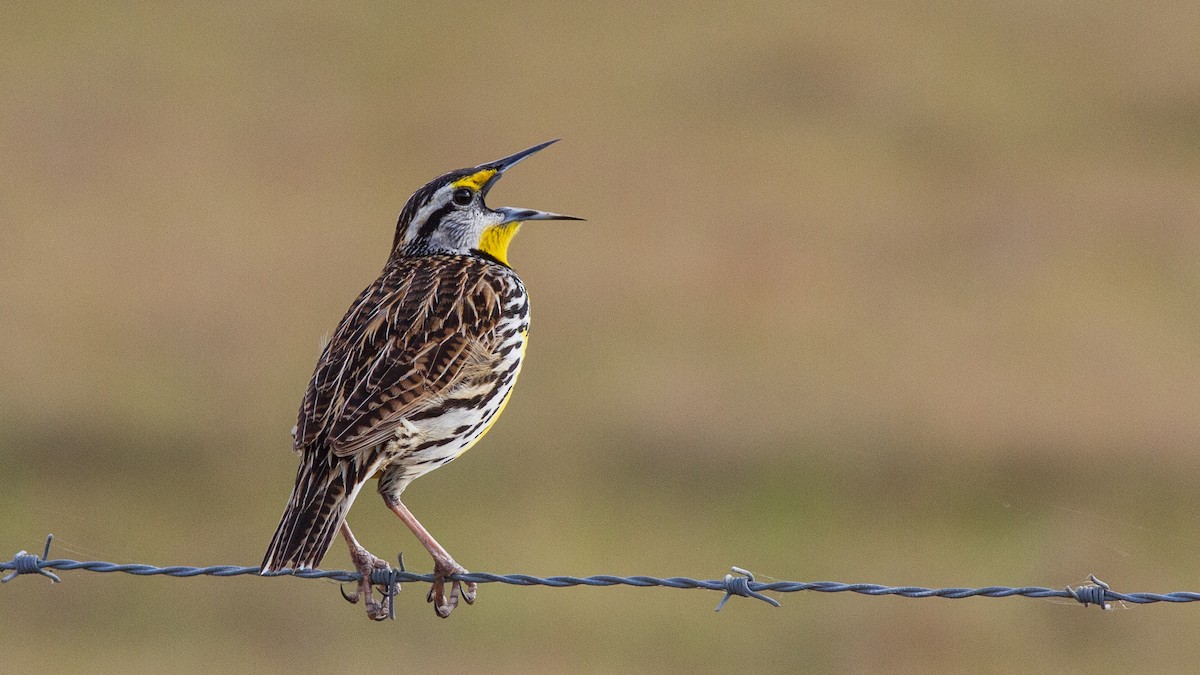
[3,1,1200,672]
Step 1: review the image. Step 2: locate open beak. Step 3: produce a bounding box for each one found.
[494,206,584,225]
[478,139,561,185]
[476,140,585,224]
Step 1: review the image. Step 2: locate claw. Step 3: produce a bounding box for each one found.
[340,582,359,604]
[427,557,474,618]
[338,521,399,620]
[347,550,397,620]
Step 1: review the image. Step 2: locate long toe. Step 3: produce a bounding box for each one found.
[437,582,460,618]
[365,588,389,621]
[348,551,396,620]
[428,559,472,618]
[429,571,451,614]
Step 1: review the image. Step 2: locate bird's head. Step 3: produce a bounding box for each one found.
[391,140,581,267]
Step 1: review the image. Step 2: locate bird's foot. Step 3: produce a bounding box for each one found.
[341,548,397,621]
[427,556,476,618]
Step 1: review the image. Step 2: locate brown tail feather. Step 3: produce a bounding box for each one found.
[261,452,374,573]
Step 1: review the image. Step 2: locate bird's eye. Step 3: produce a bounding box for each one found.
[451,188,474,206]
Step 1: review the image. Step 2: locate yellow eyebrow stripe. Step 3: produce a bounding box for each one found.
[452,169,498,191]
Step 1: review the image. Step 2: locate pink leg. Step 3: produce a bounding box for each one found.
[340,520,395,620]
[385,498,477,618]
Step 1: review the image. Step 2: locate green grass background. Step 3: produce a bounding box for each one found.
[3,2,1200,672]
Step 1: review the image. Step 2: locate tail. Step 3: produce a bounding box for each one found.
[261,452,373,574]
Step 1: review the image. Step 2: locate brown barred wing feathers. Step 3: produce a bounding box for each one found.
[301,257,510,459]
[262,256,513,573]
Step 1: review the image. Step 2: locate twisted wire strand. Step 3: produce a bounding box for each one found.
[6,535,1200,612]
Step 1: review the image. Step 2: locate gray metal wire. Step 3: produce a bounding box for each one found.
[6,534,1199,615]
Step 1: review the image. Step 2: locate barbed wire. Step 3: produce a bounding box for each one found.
[5,534,1199,617]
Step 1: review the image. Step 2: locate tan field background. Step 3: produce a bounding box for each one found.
[3,2,1200,672]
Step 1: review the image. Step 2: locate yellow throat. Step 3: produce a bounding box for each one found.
[478,222,521,266]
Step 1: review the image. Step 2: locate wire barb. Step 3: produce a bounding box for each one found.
[715,567,781,611]
[1066,575,1113,610]
[1,534,61,584]
[382,553,406,620]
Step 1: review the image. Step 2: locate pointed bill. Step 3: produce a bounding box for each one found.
[494,206,585,225]
[452,140,561,196]
[480,139,560,173]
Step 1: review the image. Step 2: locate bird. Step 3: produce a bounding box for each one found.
[260,140,580,619]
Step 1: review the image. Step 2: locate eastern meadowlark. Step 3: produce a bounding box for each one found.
[261,140,579,619]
